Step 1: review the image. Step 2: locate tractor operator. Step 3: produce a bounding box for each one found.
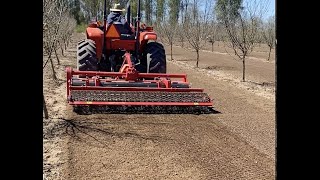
[107,3,133,34]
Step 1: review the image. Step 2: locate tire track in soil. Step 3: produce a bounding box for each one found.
[44,32,275,180]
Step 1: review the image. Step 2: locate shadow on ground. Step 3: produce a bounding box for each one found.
[44,117,176,148]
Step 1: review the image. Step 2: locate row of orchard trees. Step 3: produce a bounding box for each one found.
[138,0,275,82]
[43,0,77,80]
[43,0,77,118]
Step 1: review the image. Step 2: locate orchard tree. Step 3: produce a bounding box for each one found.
[262,15,275,61]
[215,0,269,81]
[185,0,212,67]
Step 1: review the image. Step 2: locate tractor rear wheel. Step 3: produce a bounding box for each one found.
[77,39,98,71]
[146,42,166,73]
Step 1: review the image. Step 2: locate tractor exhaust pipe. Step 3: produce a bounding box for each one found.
[135,0,141,58]
[126,0,131,25]
[102,0,107,55]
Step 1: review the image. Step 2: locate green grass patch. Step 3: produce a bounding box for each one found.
[75,23,87,33]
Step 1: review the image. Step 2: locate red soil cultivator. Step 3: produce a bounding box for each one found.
[66,59,213,114]
[66,0,213,114]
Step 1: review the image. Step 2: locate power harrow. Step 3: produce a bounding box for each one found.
[66,56,213,114]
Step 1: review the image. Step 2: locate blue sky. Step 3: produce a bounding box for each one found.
[200,0,275,21]
[265,0,275,19]
[242,0,275,20]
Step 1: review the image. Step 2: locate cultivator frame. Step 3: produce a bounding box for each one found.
[66,52,213,114]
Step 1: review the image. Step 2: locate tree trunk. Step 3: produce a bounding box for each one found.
[211,42,214,52]
[242,57,246,82]
[65,39,68,49]
[170,42,173,60]
[181,36,184,47]
[54,47,60,65]
[43,94,49,119]
[61,45,65,57]
[267,46,272,61]
[49,54,57,80]
[196,50,199,68]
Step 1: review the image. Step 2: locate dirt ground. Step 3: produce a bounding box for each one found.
[43,32,275,180]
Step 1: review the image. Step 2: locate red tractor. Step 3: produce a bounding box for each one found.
[77,2,165,74]
[66,0,213,114]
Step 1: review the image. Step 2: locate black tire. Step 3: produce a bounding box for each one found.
[146,42,166,73]
[77,39,98,71]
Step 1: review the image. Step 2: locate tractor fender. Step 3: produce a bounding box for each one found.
[140,32,157,42]
[139,32,157,52]
[86,27,104,60]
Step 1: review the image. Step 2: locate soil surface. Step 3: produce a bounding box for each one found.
[43,32,275,180]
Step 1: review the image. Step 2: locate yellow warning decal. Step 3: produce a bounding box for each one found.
[86,101,93,104]
[194,103,199,105]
